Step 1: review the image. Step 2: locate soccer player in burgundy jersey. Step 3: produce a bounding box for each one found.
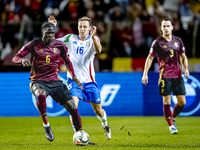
[12,22,84,142]
[142,18,189,134]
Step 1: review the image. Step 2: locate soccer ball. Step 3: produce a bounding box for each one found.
[73,130,89,146]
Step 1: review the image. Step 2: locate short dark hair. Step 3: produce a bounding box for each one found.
[161,18,174,26]
[78,16,92,26]
[41,22,55,33]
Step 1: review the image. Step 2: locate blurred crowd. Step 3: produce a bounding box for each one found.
[0,0,200,72]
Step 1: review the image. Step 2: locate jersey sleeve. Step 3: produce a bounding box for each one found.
[56,34,73,47]
[60,43,76,77]
[12,40,34,64]
[149,40,157,57]
[178,38,186,54]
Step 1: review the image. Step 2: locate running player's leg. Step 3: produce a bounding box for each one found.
[173,95,186,118]
[91,102,111,140]
[51,82,82,132]
[62,99,82,131]
[67,78,82,131]
[91,103,107,127]
[83,82,111,140]
[35,89,48,125]
[30,83,54,141]
[171,78,186,130]
[160,78,177,134]
[69,96,79,132]
[172,95,186,130]
[163,95,177,134]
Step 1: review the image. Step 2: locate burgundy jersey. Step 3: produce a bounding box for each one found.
[149,36,186,78]
[12,39,75,81]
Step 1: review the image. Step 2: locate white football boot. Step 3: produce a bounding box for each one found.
[169,125,178,134]
[104,125,111,140]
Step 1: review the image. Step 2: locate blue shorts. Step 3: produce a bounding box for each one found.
[67,78,101,104]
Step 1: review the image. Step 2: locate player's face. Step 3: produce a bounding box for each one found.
[78,21,91,38]
[42,26,55,43]
[161,20,173,36]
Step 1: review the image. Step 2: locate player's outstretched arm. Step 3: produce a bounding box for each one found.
[12,44,31,65]
[142,55,154,85]
[181,53,189,78]
[60,44,84,89]
[64,60,84,90]
[48,15,57,27]
[91,26,101,54]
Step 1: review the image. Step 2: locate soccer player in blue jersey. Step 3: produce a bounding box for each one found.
[142,18,189,134]
[12,22,85,142]
[48,16,111,140]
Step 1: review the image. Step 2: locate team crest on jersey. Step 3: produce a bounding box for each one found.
[54,48,58,54]
[174,42,178,47]
[39,49,43,52]
[86,42,90,47]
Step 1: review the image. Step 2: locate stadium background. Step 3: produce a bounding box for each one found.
[0,0,200,117]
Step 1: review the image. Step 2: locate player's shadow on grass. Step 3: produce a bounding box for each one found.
[96,143,200,148]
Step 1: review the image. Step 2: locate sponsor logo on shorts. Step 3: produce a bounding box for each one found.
[96,98,101,102]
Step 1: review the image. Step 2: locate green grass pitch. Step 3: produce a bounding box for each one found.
[0,116,200,150]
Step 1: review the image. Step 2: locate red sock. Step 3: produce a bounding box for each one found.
[70,108,82,131]
[172,104,184,118]
[36,95,48,124]
[163,105,173,126]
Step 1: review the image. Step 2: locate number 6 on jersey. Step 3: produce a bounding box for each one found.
[46,55,50,63]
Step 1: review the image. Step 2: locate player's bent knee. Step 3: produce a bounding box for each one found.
[34,89,46,97]
[177,96,186,106]
[62,99,76,112]
[182,100,186,106]
[179,101,186,107]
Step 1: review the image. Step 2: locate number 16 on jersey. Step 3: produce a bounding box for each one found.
[76,46,84,54]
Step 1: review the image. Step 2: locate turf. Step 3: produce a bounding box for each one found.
[0,117,200,150]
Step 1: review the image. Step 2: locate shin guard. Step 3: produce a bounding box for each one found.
[70,108,82,131]
[36,95,48,124]
[163,105,173,126]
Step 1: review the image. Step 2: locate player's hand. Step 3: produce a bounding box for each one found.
[184,69,189,78]
[72,77,84,90]
[142,74,148,85]
[90,26,97,39]
[21,59,30,67]
[48,15,57,27]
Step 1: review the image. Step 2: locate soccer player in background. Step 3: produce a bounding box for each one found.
[142,18,189,134]
[12,22,84,142]
[48,16,111,140]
